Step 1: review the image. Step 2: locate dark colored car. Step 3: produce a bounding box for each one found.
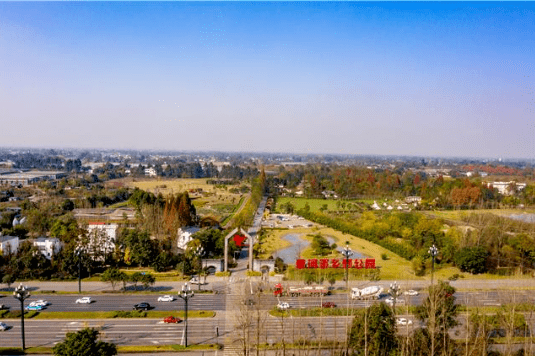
[163,316,182,323]
[133,302,151,311]
[322,302,336,308]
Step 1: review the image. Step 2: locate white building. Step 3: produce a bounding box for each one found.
[83,223,119,260]
[0,235,19,255]
[486,181,527,196]
[33,237,62,259]
[177,226,201,252]
[144,167,157,177]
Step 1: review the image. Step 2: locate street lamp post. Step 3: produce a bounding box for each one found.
[389,281,402,316]
[13,284,30,350]
[428,244,438,285]
[178,282,194,347]
[341,241,353,291]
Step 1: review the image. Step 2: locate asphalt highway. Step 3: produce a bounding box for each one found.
[1,289,532,313]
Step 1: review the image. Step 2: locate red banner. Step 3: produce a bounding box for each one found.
[295,258,376,269]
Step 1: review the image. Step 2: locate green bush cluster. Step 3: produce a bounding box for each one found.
[110,310,147,318]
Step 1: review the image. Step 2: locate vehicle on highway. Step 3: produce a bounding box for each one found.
[163,316,182,323]
[133,302,151,311]
[0,322,9,331]
[25,304,45,311]
[274,284,329,297]
[29,300,49,307]
[396,318,413,326]
[403,290,419,296]
[75,297,92,304]
[158,295,175,302]
[0,304,9,310]
[189,276,206,285]
[351,286,383,300]
[322,302,336,308]
[385,297,405,305]
[277,302,291,310]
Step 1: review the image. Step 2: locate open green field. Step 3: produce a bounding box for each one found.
[260,225,418,280]
[127,178,246,222]
[425,208,535,221]
[275,197,393,213]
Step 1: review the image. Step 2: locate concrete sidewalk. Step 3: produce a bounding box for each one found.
[3,276,535,294]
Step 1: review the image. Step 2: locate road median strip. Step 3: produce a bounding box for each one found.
[1,310,215,320]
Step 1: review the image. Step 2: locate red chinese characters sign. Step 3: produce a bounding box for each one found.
[295,258,376,269]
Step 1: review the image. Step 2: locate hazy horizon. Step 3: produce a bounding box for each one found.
[1,2,534,159]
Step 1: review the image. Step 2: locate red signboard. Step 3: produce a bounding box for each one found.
[295,258,376,269]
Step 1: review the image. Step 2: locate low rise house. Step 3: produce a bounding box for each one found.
[0,235,19,255]
[33,237,62,259]
[177,226,201,252]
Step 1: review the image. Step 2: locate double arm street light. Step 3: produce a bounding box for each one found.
[13,284,31,350]
[178,283,194,347]
[341,241,353,291]
[428,244,439,285]
[389,281,402,316]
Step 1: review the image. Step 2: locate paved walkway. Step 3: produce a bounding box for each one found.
[4,276,535,294]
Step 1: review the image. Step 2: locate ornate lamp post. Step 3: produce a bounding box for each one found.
[389,281,402,316]
[341,241,353,291]
[428,244,439,285]
[178,282,194,347]
[13,284,30,350]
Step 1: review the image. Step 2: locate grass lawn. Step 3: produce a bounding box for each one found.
[21,310,215,320]
[0,344,221,355]
[275,197,394,214]
[84,267,187,282]
[425,208,535,221]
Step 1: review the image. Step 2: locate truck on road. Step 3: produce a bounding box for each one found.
[274,283,330,297]
[351,285,383,300]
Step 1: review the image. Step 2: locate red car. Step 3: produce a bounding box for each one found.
[322,302,336,308]
[163,316,182,324]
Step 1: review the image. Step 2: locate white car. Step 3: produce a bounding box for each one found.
[0,322,9,331]
[277,302,291,310]
[75,297,92,304]
[396,318,413,326]
[403,290,419,296]
[158,295,175,302]
[29,300,49,307]
[189,277,206,285]
[385,297,405,305]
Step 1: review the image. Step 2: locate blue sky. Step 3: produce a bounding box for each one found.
[1,2,533,158]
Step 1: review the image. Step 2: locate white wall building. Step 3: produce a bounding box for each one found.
[486,181,527,196]
[83,223,119,260]
[0,235,19,255]
[144,167,157,177]
[33,237,63,259]
[177,226,201,252]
